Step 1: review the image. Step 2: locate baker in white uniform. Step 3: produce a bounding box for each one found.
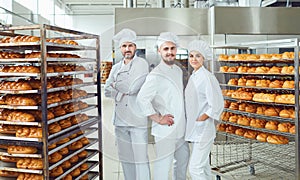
[137,32,190,180]
[185,40,224,180]
[104,28,150,180]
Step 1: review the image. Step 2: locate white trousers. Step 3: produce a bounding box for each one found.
[153,136,190,180]
[115,126,150,180]
[189,139,214,180]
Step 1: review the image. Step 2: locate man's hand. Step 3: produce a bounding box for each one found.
[159,114,174,126]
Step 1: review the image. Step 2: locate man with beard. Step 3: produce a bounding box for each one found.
[137,32,190,180]
[104,28,150,180]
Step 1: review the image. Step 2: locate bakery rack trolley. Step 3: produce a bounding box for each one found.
[210,38,299,180]
[0,24,102,180]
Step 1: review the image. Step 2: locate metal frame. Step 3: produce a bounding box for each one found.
[0,24,102,180]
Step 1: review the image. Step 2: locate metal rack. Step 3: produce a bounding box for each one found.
[211,38,299,179]
[0,24,102,180]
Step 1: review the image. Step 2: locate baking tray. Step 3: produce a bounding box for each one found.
[220,84,294,92]
[46,57,96,63]
[0,70,95,78]
[216,72,295,76]
[49,141,98,170]
[0,105,39,110]
[222,121,295,138]
[47,93,97,109]
[48,116,98,139]
[48,129,98,154]
[0,161,42,174]
[0,149,41,159]
[218,59,294,63]
[0,120,41,127]
[224,97,295,107]
[224,108,295,123]
[0,82,96,94]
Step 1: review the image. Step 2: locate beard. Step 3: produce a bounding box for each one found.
[162,54,176,65]
[163,59,175,65]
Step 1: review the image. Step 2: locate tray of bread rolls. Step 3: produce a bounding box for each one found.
[48,128,97,153]
[48,116,98,139]
[223,96,295,107]
[217,124,290,145]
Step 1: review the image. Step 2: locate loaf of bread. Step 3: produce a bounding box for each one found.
[7,146,37,154]
[244,130,257,139]
[250,119,266,128]
[0,155,21,162]
[16,158,43,170]
[49,152,63,163]
[0,125,20,134]
[265,121,279,130]
[267,135,289,144]
[17,173,43,180]
[16,127,43,138]
[0,170,19,177]
[278,122,293,133]
[235,128,246,136]
[6,111,35,122]
[50,166,64,177]
[256,133,268,142]
[275,94,295,104]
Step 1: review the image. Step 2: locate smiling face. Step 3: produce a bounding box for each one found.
[120,42,136,60]
[189,50,204,71]
[158,41,177,65]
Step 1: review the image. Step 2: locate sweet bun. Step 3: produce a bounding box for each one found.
[57,137,70,145]
[255,80,271,87]
[282,80,294,89]
[247,67,256,73]
[59,147,69,155]
[269,80,283,88]
[237,78,247,86]
[62,174,73,180]
[245,104,257,113]
[218,54,228,61]
[69,155,79,163]
[246,79,256,87]
[259,54,272,60]
[225,125,238,134]
[220,66,228,72]
[224,100,231,108]
[237,116,250,126]
[268,66,281,74]
[229,115,238,123]
[16,158,43,170]
[61,160,72,169]
[228,78,238,85]
[80,174,89,180]
[80,137,90,145]
[80,163,89,171]
[238,103,246,111]
[17,173,43,180]
[281,66,294,74]
[229,102,239,110]
[48,143,57,150]
[246,54,260,60]
[256,106,266,115]
[227,66,238,72]
[218,124,228,131]
[275,94,295,104]
[271,54,282,60]
[68,141,83,151]
[282,52,294,59]
[237,66,248,73]
[49,152,63,163]
[289,125,295,134]
[48,122,62,134]
[77,150,88,158]
[250,119,266,129]
[267,135,289,144]
[70,167,81,177]
[255,66,270,73]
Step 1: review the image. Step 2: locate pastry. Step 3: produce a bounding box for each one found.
[247,67,256,73]
[80,174,89,180]
[237,66,248,73]
[59,147,69,155]
[245,79,256,87]
[61,160,72,169]
[218,54,228,61]
[57,137,70,145]
[48,122,62,134]
[227,66,238,72]
[282,52,294,59]
[275,94,295,104]
[62,174,73,180]
[58,119,72,129]
[0,155,21,162]
[220,66,228,72]
[0,125,20,134]
[229,115,238,123]
[246,54,259,60]
[289,125,295,134]
[80,137,90,145]
[80,163,89,171]
[268,66,281,74]
[69,155,79,163]
[271,54,282,60]
[229,102,239,110]
[6,111,35,122]
[281,66,294,74]
[259,54,272,60]
[245,104,257,113]
[16,127,43,138]
[77,150,88,158]
[238,103,246,111]
[282,80,294,89]
[237,116,250,126]
[255,66,270,73]
[224,100,231,108]
[237,78,247,86]
[17,173,43,180]
[68,141,83,150]
[225,125,237,134]
[16,158,43,170]
[255,80,271,87]
[48,143,57,150]
[256,106,266,115]
[70,167,81,177]
[228,78,238,85]
[267,135,289,144]
[217,124,227,131]
[269,80,283,88]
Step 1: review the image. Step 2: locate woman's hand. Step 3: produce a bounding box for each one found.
[159,114,174,126]
[197,114,209,121]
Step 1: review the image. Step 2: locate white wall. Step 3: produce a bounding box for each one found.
[72,15,114,62]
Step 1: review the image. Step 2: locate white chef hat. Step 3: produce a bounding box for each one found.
[156,32,179,48]
[113,28,137,47]
[187,40,212,60]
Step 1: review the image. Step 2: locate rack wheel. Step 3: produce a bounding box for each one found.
[216,175,221,180]
[249,164,255,175]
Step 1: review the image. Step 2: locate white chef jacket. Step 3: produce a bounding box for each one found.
[184,66,224,142]
[104,56,149,127]
[137,61,186,139]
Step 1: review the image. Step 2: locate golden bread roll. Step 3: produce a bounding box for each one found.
[275,94,295,104]
[48,143,57,150]
[6,111,35,122]
[289,125,295,134]
[268,66,281,74]
[59,147,69,155]
[265,121,279,130]
[229,115,238,123]
[48,122,62,134]
[220,66,229,72]
[57,137,70,145]
[235,128,246,136]
[69,155,79,163]
[282,80,294,89]
[256,133,268,142]
[237,78,247,86]
[238,103,246,111]
[259,54,272,60]
[225,125,238,134]
[253,93,276,103]
[256,80,271,87]
[50,166,64,177]
[278,122,293,133]
[237,66,248,73]
[234,54,247,60]
[250,119,266,128]
[16,127,42,138]
[256,106,266,115]
[62,174,73,180]
[271,54,282,60]
[264,107,279,116]
[227,66,238,72]
[255,66,270,73]
[245,104,257,113]
[243,130,257,139]
[224,100,231,108]
[218,54,228,61]
[80,163,89,171]
[247,67,256,73]
[68,141,83,150]
[7,146,37,154]
[246,54,259,60]
[245,79,256,87]
[0,125,20,134]
[77,150,88,158]
[229,102,239,110]
[228,78,238,85]
[80,137,90,145]
[217,124,228,131]
[281,66,294,74]
[49,152,63,163]
[61,160,71,169]
[269,80,283,88]
[267,135,289,144]
[70,167,81,177]
[282,52,294,59]
[237,116,250,126]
